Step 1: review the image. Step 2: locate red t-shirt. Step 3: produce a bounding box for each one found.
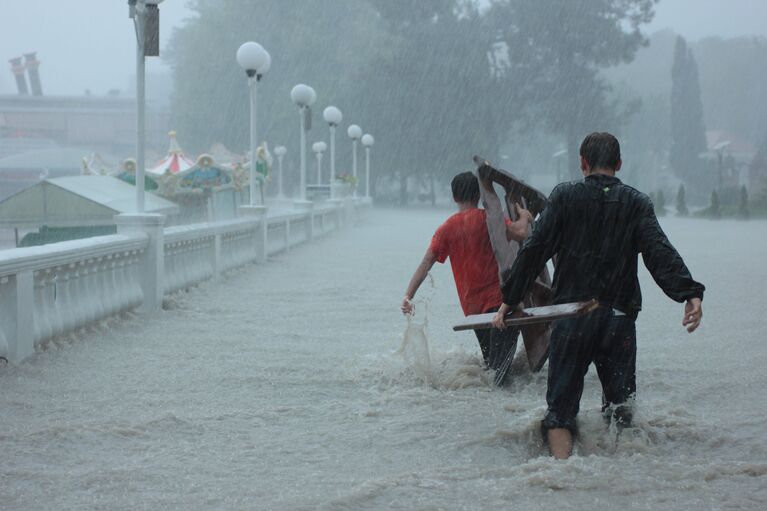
[429,208,508,316]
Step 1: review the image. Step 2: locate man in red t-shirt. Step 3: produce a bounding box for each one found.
[401,171,532,384]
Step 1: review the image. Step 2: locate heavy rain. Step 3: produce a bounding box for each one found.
[1,1,766,509]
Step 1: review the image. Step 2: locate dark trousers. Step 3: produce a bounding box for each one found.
[474,307,519,386]
[542,307,637,434]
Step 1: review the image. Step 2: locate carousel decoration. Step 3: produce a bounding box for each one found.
[81,153,116,176]
[81,154,158,190]
[177,154,233,191]
[155,153,237,222]
[148,130,195,178]
[117,158,159,190]
[230,141,272,200]
[255,141,273,184]
[237,141,272,202]
[154,153,234,198]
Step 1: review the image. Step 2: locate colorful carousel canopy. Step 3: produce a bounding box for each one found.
[148,130,194,177]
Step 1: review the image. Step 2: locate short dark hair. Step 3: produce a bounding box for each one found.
[451,171,480,203]
[580,132,621,170]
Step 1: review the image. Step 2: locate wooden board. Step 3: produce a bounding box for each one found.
[453,300,599,332]
[474,156,554,372]
[474,156,548,216]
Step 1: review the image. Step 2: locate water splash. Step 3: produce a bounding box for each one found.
[395,274,435,385]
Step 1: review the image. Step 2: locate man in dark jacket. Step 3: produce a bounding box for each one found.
[491,132,704,459]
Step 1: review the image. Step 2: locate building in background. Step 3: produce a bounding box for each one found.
[1,52,169,195]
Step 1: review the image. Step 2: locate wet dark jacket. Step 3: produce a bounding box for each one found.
[501,174,705,316]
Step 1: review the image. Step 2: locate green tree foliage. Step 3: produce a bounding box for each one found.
[675,184,689,216]
[709,189,721,219]
[489,0,656,179]
[360,0,507,203]
[670,36,708,187]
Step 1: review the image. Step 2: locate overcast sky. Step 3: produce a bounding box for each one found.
[1,0,766,97]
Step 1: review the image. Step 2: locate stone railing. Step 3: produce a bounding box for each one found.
[0,199,366,363]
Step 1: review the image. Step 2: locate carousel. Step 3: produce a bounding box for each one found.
[157,153,241,222]
[81,131,269,222]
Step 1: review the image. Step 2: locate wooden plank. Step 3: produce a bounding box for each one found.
[474,155,554,371]
[473,155,548,216]
[453,300,599,332]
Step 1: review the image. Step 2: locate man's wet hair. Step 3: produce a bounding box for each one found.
[580,132,621,170]
[451,171,480,203]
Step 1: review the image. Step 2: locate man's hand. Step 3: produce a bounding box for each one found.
[683,297,702,333]
[506,203,534,241]
[513,202,533,225]
[401,296,414,315]
[491,303,512,330]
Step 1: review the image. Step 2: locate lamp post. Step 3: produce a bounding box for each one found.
[291,84,317,203]
[236,41,271,207]
[128,0,164,213]
[312,141,327,185]
[322,106,342,198]
[361,133,374,200]
[714,140,731,188]
[118,0,165,314]
[347,124,362,197]
[274,145,287,198]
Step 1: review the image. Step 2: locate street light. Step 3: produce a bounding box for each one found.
[322,106,342,197]
[236,41,271,207]
[128,0,165,213]
[273,145,287,198]
[291,84,317,202]
[347,124,362,197]
[713,140,731,188]
[361,133,374,199]
[312,141,327,185]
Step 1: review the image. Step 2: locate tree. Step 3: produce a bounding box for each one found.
[361,0,505,204]
[488,0,656,179]
[166,0,658,203]
[738,185,750,219]
[676,184,689,216]
[709,189,721,219]
[670,36,708,187]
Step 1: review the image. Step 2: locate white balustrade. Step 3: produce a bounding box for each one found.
[0,235,148,360]
[0,200,367,363]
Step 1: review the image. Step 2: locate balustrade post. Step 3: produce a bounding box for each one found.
[115,213,165,313]
[213,234,222,279]
[238,205,268,263]
[5,271,34,363]
[284,219,290,253]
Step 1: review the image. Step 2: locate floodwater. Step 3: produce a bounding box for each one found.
[1,209,766,510]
